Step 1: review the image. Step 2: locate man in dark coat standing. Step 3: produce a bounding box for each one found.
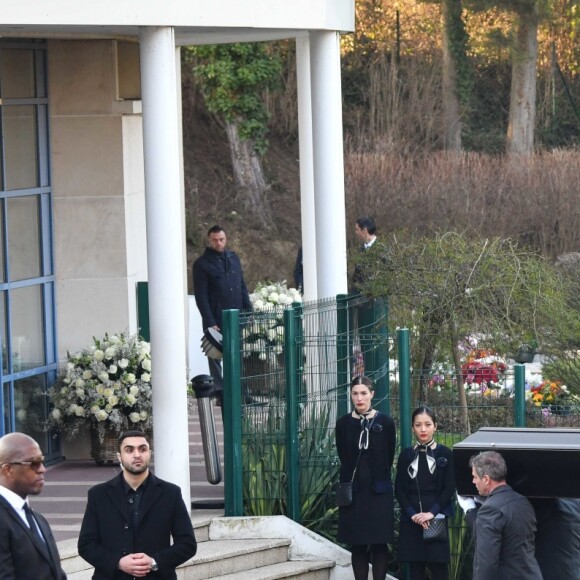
[0,432,67,580]
[532,497,580,580]
[465,451,542,580]
[78,430,196,579]
[193,224,252,405]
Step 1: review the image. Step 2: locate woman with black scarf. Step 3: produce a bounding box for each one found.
[335,375,396,580]
[395,406,455,580]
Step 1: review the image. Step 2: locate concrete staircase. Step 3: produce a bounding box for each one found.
[57,514,343,579]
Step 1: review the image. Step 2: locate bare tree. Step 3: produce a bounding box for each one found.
[507,3,540,154]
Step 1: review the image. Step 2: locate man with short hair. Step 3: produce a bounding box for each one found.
[354,216,377,250]
[0,432,67,580]
[193,224,253,405]
[466,451,542,580]
[78,430,196,579]
[351,216,378,292]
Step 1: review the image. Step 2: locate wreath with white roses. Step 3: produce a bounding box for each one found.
[47,332,152,440]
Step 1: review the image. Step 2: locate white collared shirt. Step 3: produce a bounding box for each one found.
[364,236,377,249]
[0,483,30,527]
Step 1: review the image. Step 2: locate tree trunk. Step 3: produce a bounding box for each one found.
[506,7,539,154]
[225,120,273,227]
[450,321,470,433]
[441,0,463,151]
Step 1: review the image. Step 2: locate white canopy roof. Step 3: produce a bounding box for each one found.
[0,0,355,44]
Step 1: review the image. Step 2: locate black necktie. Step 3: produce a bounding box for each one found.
[24,504,46,545]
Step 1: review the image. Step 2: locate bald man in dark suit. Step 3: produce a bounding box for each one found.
[0,432,67,580]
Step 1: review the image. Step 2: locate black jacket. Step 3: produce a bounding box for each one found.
[78,473,197,580]
[0,496,67,580]
[335,412,396,493]
[193,247,252,329]
[465,484,542,580]
[395,444,455,520]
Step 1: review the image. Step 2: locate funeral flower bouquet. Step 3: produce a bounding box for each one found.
[242,281,302,360]
[48,332,152,440]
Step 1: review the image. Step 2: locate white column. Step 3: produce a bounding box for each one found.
[139,26,191,507]
[310,31,348,298]
[296,35,318,302]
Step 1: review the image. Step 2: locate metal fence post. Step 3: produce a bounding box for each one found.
[336,294,350,418]
[222,309,243,516]
[373,298,389,415]
[398,328,412,449]
[136,282,150,341]
[285,307,300,522]
[514,364,526,427]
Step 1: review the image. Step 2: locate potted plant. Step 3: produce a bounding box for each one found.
[514,340,539,364]
[48,332,152,464]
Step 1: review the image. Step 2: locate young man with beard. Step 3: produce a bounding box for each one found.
[78,430,196,579]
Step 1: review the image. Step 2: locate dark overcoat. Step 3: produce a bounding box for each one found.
[77,473,197,580]
[193,247,252,329]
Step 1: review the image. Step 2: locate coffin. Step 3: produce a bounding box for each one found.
[453,427,580,498]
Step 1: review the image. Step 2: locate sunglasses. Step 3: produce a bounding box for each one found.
[2,456,45,471]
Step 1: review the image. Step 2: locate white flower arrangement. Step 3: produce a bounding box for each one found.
[243,281,302,360]
[249,280,302,311]
[48,332,152,440]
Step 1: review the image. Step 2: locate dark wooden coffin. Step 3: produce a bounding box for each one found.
[453,427,580,498]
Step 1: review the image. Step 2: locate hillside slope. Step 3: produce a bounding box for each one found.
[183,101,303,294]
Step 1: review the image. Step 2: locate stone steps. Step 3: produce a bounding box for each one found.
[40,402,225,542]
[47,400,342,579]
[60,516,335,580]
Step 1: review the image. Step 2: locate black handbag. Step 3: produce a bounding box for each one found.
[415,472,448,542]
[423,515,448,542]
[335,482,354,507]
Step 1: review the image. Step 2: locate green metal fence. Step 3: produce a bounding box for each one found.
[220,294,580,579]
[221,295,393,532]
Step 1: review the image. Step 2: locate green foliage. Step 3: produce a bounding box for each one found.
[241,400,339,534]
[448,508,475,580]
[542,356,580,395]
[185,43,282,155]
[445,0,473,109]
[356,231,573,378]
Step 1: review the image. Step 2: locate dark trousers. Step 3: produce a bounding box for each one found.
[207,357,251,409]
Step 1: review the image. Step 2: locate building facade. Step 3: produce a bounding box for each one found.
[0,0,354,499]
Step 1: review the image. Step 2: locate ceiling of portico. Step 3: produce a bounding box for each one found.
[0,25,313,46]
[0,0,354,45]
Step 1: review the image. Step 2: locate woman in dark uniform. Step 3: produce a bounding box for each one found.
[395,406,455,580]
[335,375,396,580]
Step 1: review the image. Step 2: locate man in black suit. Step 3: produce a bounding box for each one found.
[0,432,67,580]
[466,451,542,580]
[78,430,196,579]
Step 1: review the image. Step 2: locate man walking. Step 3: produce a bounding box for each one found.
[465,451,542,580]
[78,430,196,579]
[0,432,67,580]
[193,224,253,405]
